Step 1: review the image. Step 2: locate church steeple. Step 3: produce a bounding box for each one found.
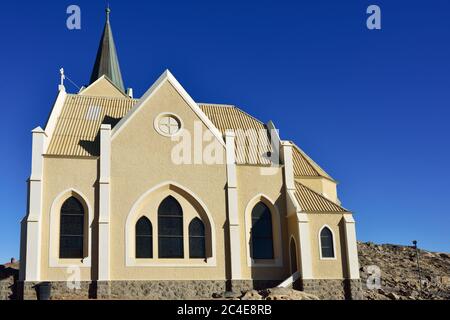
[89,6,125,91]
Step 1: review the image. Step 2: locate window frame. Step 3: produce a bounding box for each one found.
[318,225,337,260]
[189,217,206,259]
[135,216,153,259]
[59,196,86,260]
[250,202,274,260]
[158,195,184,259]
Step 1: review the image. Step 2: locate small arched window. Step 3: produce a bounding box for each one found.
[320,227,335,258]
[136,217,153,258]
[59,197,85,259]
[158,196,183,258]
[189,218,205,259]
[250,202,274,259]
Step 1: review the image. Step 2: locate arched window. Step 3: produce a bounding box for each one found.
[250,202,274,259]
[320,227,335,258]
[136,217,152,258]
[290,237,298,274]
[59,197,85,259]
[189,218,205,259]
[158,196,183,258]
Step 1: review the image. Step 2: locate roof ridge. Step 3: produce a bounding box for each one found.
[197,103,235,108]
[295,181,348,212]
[68,93,138,101]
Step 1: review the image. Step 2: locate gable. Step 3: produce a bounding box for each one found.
[112,70,224,147]
[80,76,129,98]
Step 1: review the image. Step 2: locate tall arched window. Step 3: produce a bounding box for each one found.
[320,227,335,258]
[136,217,153,258]
[189,218,205,259]
[250,202,274,259]
[290,237,298,274]
[158,196,183,258]
[60,197,85,259]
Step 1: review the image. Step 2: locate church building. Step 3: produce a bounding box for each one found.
[19,8,361,300]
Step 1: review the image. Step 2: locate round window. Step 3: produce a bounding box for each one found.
[155,114,182,136]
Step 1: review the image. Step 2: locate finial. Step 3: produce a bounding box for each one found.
[106,4,111,21]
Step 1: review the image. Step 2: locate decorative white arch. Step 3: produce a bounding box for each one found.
[318,224,337,260]
[48,188,94,268]
[125,181,217,267]
[244,193,283,267]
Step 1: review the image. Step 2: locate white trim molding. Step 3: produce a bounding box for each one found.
[280,141,295,191]
[124,181,217,267]
[343,214,360,279]
[98,124,111,280]
[43,90,67,153]
[225,131,242,279]
[24,127,47,281]
[244,194,283,268]
[296,212,313,279]
[48,189,94,268]
[318,224,337,260]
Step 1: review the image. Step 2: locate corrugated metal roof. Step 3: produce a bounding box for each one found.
[294,182,347,213]
[199,104,271,165]
[46,96,332,178]
[292,144,334,180]
[47,94,137,156]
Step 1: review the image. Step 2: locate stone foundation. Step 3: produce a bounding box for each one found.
[302,279,364,300]
[18,279,363,300]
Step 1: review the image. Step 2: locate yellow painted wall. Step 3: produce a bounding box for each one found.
[309,214,347,279]
[40,157,97,281]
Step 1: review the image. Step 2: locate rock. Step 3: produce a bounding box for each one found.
[212,292,223,299]
[261,287,319,300]
[358,242,450,300]
[387,292,400,300]
[223,291,241,299]
[241,290,262,300]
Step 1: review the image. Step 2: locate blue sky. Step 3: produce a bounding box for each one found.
[0,0,449,263]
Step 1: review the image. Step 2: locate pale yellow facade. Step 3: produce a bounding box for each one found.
[20,73,360,290]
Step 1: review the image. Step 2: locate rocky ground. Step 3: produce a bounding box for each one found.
[358,241,450,300]
[1,242,449,300]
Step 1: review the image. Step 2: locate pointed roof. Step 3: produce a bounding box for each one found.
[89,7,125,92]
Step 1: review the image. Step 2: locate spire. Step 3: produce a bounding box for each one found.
[89,6,125,91]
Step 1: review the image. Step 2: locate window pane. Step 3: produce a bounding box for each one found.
[60,215,84,235]
[189,218,204,236]
[158,196,182,216]
[189,218,205,258]
[136,236,153,258]
[136,217,152,258]
[251,202,274,259]
[136,217,152,236]
[60,235,83,258]
[320,228,334,258]
[158,217,183,235]
[159,237,184,258]
[60,197,84,259]
[252,238,273,259]
[189,237,205,258]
